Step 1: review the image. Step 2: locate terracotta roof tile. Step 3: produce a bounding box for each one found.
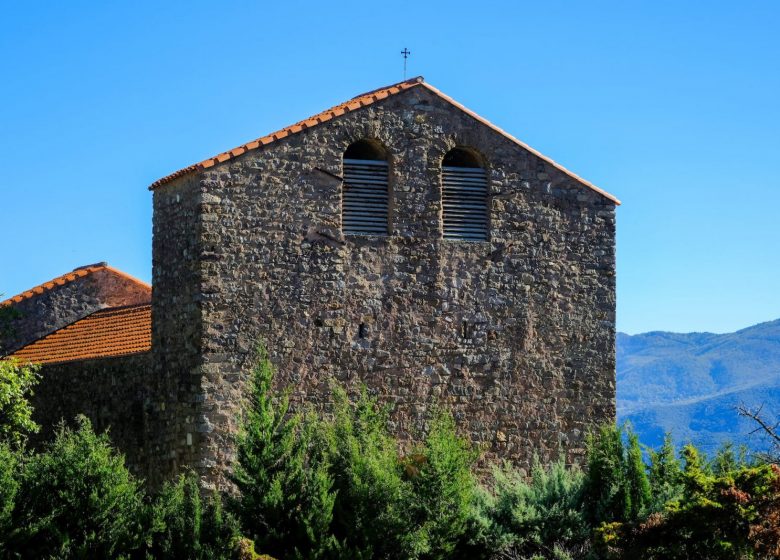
[148,77,425,191]
[148,76,619,204]
[8,304,151,365]
[1,264,151,306]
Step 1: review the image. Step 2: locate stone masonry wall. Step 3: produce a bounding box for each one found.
[157,86,616,489]
[30,352,153,479]
[149,174,205,488]
[1,267,151,355]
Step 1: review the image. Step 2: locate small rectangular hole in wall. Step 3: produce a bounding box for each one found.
[358,323,368,339]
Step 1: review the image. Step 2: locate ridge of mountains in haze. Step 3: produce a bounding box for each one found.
[617,318,780,455]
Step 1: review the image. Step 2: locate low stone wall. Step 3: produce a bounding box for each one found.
[29,352,153,480]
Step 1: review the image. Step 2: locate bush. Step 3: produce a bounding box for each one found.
[595,445,780,560]
[463,459,590,560]
[647,433,683,512]
[233,354,479,560]
[5,416,147,558]
[405,411,477,558]
[325,384,411,558]
[149,470,239,559]
[0,442,19,549]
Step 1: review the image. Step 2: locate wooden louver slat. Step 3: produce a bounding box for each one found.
[442,165,488,241]
[343,158,389,235]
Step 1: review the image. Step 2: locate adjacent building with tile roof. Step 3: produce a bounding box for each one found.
[4,77,618,489]
[1,263,150,355]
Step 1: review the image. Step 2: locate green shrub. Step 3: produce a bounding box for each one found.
[464,459,590,560]
[595,445,780,560]
[710,442,752,476]
[0,442,20,549]
[231,345,338,560]
[647,433,683,512]
[149,470,239,559]
[5,416,147,558]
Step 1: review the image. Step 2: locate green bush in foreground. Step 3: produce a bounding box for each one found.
[232,348,479,560]
[231,345,338,559]
[595,445,780,560]
[149,471,239,559]
[5,416,147,558]
[2,345,780,559]
[462,458,590,560]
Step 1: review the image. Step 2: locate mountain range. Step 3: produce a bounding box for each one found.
[616,319,780,455]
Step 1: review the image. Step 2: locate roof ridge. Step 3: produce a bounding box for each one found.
[1,265,151,306]
[91,303,151,315]
[348,76,424,101]
[148,78,619,204]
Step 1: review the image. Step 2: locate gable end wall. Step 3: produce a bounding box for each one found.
[156,87,616,488]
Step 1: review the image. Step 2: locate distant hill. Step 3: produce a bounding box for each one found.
[617,319,780,455]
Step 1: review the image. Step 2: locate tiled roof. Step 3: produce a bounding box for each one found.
[8,304,151,365]
[1,263,151,306]
[149,77,620,205]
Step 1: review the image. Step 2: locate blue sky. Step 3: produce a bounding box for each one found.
[1,1,778,335]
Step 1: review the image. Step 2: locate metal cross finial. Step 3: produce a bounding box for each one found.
[401,48,411,79]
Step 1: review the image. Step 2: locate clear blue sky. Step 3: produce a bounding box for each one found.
[1,1,778,335]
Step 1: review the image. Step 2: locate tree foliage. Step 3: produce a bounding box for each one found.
[462,458,590,560]
[4,416,147,558]
[2,342,780,560]
[231,345,338,559]
[0,358,40,448]
[583,424,651,526]
[148,471,239,559]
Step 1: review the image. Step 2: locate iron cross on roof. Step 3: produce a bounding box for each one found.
[401,48,411,79]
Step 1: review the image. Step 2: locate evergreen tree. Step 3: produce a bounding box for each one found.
[231,344,337,559]
[326,384,410,558]
[6,416,147,558]
[647,433,683,511]
[710,442,750,476]
[625,429,651,519]
[405,410,477,559]
[149,471,238,559]
[583,424,629,525]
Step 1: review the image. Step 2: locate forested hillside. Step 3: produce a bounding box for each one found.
[618,319,780,452]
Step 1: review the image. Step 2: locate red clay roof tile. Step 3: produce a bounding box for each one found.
[8,304,151,365]
[148,76,619,204]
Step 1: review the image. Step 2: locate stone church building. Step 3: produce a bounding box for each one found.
[2,77,619,489]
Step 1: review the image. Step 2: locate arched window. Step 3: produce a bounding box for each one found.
[342,140,389,235]
[441,147,488,241]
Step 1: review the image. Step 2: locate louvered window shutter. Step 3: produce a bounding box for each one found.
[442,166,489,241]
[342,158,389,235]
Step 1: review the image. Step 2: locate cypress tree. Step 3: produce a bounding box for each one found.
[625,428,651,519]
[231,344,337,559]
[648,433,683,510]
